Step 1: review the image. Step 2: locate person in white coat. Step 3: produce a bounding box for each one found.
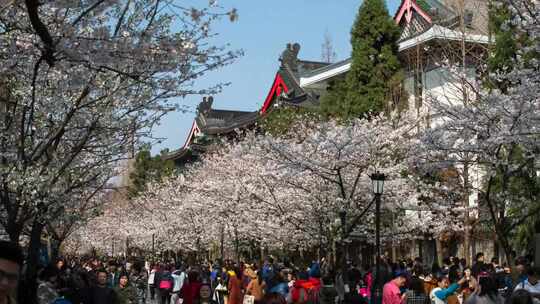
[149,264,158,300]
[171,265,187,304]
[514,267,540,304]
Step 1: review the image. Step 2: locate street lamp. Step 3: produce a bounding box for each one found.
[370,171,385,304]
[338,208,347,286]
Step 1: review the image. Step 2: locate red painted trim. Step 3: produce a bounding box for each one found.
[394,0,432,25]
[183,120,200,148]
[260,73,289,114]
[412,1,432,23]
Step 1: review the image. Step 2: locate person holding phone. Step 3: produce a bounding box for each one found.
[382,271,408,304]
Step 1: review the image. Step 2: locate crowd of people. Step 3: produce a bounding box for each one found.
[1,241,539,304]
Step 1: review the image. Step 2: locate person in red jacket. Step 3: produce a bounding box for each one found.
[228,267,244,304]
[288,272,309,304]
[181,271,203,304]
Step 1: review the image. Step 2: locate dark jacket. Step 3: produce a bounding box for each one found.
[86,286,118,304]
[319,285,338,304]
[269,282,289,297]
[107,272,121,289]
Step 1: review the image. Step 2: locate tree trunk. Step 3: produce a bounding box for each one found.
[6,218,22,244]
[19,219,45,304]
[435,238,443,267]
[462,161,472,265]
[220,225,225,261]
[234,226,240,263]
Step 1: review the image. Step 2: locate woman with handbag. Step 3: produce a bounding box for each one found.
[246,271,266,304]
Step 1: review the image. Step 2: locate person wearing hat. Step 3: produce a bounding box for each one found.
[0,240,23,304]
[383,271,408,304]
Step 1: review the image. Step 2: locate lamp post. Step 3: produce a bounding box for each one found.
[370,171,385,304]
[152,233,155,257]
[339,209,347,286]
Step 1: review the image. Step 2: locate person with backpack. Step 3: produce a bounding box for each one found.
[157,265,174,304]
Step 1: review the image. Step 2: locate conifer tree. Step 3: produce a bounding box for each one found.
[321,0,404,119]
[486,2,518,92]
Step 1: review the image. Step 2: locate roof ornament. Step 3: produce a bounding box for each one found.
[395,0,432,25]
[280,43,301,72]
[197,96,213,116]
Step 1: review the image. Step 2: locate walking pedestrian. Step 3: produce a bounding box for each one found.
[37,266,60,304]
[430,275,468,304]
[149,265,158,301]
[318,276,338,304]
[115,273,138,304]
[157,265,174,304]
[87,269,118,304]
[514,267,540,302]
[507,289,534,304]
[406,277,429,304]
[382,272,407,304]
[171,265,187,304]
[0,241,23,304]
[131,263,148,304]
[472,254,486,277]
[197,284,217,304]
[180,271,203,304]
[246,271,265,304]
[108,262,121,289]
[465,275,505,304]
[228,267,244,304]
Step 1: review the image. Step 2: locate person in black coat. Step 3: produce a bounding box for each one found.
[471,253,485,277]
[85,269,118,304]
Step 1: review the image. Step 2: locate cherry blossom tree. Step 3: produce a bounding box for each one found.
[418,0,539,261]
[0,0,240,300]
[72,115,432,265]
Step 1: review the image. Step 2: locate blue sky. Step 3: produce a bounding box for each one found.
[151,0,402,155]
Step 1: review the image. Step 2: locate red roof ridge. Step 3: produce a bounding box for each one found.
[395,0,432,25]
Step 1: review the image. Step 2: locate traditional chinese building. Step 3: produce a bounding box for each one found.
[164,46,333,166]
[163,96,259,166]
[166,0,493,264]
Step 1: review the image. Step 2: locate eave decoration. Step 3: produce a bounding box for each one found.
[395,0,432,25]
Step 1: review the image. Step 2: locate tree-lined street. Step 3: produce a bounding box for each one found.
[0,0,539,303]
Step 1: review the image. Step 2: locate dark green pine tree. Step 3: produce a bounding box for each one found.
[486,2,518,92]
[321,0,403,119]
[128,145,176,198]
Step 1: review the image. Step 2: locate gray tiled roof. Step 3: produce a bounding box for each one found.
[299,58,352,79]
[196,109,258,135]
